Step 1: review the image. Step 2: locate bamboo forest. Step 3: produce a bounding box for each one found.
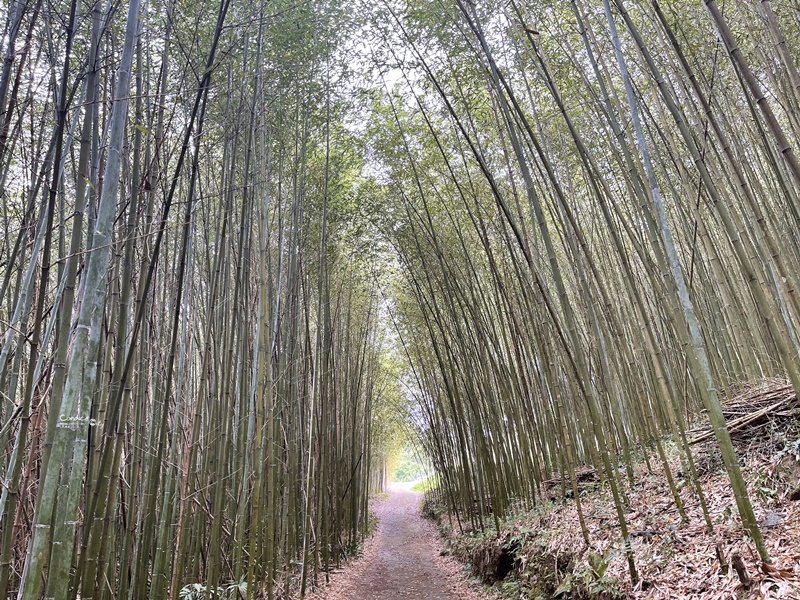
[2,0,800,597]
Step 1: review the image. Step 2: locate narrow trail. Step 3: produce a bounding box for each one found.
[312,484,482,600]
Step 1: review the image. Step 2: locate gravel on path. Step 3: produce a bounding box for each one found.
[308,483,485,600]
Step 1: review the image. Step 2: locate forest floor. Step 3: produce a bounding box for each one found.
[307,483,484,600]
[308,381,800,599]
[425,380,800,599]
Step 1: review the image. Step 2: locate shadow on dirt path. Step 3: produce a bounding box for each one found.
[311,483,481,600]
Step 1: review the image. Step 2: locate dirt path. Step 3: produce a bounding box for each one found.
[310,483,483,600]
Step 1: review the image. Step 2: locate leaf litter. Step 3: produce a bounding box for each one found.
[426,379,800,599]
[307,483,485,600]
[308,381,800,599]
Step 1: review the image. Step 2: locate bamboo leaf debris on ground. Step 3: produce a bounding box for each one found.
[426,381,800,599]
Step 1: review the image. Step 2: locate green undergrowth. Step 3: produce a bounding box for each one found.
[411,473,440,492]
[421,494,624,600]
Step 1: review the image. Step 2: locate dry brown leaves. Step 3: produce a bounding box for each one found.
[531,422,800,596]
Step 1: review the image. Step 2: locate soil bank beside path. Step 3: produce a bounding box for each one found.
[309,483,484,600]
